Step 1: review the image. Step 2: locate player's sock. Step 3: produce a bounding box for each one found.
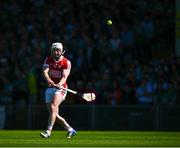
[47,125,53,131]
[67,127,74,132]
[46,130,51,136]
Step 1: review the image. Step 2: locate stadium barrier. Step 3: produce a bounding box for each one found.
[4,104,180,131]
[0,106,5,129]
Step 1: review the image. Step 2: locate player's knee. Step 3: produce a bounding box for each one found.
[50,104,58,113]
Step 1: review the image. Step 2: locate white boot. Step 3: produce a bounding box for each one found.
[40,130,51,138]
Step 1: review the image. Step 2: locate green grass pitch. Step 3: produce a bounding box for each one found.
[0,130,180,147]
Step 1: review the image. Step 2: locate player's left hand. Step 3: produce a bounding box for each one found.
[54,83,62,89]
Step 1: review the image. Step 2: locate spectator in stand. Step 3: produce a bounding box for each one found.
[135,76,155,105]
[0,0,176,106]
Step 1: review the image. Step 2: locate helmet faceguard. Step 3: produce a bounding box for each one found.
[51,42,65,61]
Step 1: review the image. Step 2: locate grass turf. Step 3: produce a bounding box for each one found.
[0,130,180,147]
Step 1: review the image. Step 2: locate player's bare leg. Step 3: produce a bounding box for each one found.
[56,114,76,138]
[55,101,76,138]
[40,94,61,138]
[56,113,72,130]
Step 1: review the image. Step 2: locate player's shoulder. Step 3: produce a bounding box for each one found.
[61,56,71,68]
[46,56,53,61]
[44,56,53,63]
[62,56,71,63]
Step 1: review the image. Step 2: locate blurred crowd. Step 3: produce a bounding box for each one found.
[0,0,179,106]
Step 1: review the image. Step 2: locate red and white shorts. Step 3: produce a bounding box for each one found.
[45,87,67,103]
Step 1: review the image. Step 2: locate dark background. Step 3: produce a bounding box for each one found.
[0,0,179,130]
